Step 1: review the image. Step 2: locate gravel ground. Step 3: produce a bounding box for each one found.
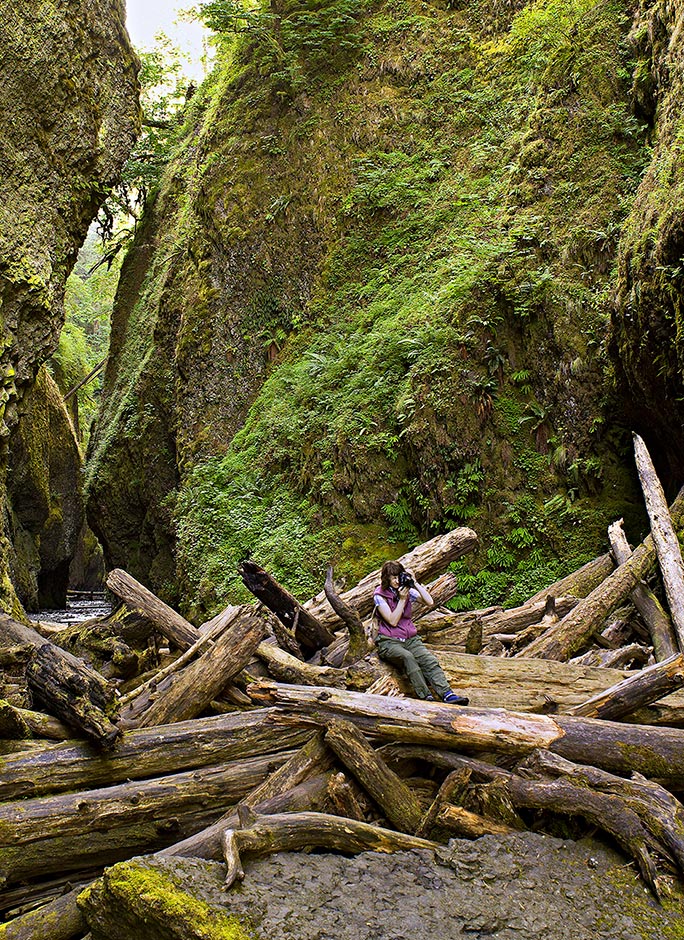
[116,832,684,940]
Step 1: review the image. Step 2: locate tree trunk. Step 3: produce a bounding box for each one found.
[161,774,332,863]
[303,528,478,633]
[0,708,310,801]
[426,648,684,724]
[256,640,348,687]
[0,753,292,887]
[0,886,86,940]
[128,610,265,728]
[634,435,684,650]
[25,643,119,748]
[248,681,684,787]
[0,616,119,747]
[238,559,335,654]
[435,804,515,837]
[0,703,72,742]
[568,654,684,720]
[526,553,615,604]
[324,718,423,833]
[520,486,684,661]
[105,569,198,650]
[221,810,438,889]
[608,519,678,660]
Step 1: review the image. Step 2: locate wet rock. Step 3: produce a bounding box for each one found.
[80,833,682,940]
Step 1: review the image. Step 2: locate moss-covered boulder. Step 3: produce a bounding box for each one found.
[0,0,139,612]
[88,0,658,618]
[78,840,682,940]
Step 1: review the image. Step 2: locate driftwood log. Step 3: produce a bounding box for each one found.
[568,654,684,720]
[633,434,684,651]
[0,617,119,747]
[520,486,684,661]
[127,609,264,728]
[106,569,198,649]
[608,519,678,660]
[239,559,335,654]
[0,708,311,802]
[325,718,423,833]
[221,808,439,889]
[0,885,87,940]
[324,567,370,663]
[0,753,292,888]
[250,681,684,786]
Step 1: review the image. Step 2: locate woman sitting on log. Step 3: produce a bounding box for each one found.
[373,561,469,704]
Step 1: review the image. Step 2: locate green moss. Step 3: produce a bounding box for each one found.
[80,861,255,940]
[90,0,651,612]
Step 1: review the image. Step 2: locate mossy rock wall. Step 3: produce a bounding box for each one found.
[6,366,84,611]
[0,0,140,612]
[611,0,684,481]
[89,0,660,618]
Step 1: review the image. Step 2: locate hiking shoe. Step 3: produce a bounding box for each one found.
[443,690,469,705]
[425,694,435,701]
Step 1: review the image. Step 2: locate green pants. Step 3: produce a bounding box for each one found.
[376,635,450,700]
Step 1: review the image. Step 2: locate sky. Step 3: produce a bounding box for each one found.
[125,0,211,82]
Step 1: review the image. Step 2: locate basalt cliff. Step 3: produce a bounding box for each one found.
[0,0,139,613]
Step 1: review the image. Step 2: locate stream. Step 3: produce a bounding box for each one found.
[34,593,112,625]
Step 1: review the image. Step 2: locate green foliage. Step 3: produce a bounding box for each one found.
[94,0,650,609]
[198,0,372,92]
[99,35,194,238]
[48,233,121,443]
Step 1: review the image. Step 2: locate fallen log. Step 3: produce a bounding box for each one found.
[568,654,684,720]
[26,643,120,748]
[327,772,367,821]
[256,639,348,688]
[520,486,684,661]
[239,559,335,654]
[0,885,86,940]
[0,708,310,801]
[568,644,650,669]
[435,804,515,837]
[0,616,118,747]
[608,519,678,660]
[221,808,439,889]
[0,752,292,887]
[324,718,423,833]
[249,681,684,787]
[417,648,684,725]
[416,596,577,650]
[303,528,478,634]
[106,569,198,650]
[161,731,335,860]
[526,552,615,604]
[634,434,684,651]
[127,609,265,728]
[117,605,240,712]
[0,701,30,740]
[0,702,72,742]
[415,768,472,838]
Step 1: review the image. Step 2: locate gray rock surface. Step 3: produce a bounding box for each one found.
[83,833,683,940]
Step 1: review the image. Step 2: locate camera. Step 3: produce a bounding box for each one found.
[398,571,415,589]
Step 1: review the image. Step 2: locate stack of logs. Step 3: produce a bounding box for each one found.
[2,433,684,938]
